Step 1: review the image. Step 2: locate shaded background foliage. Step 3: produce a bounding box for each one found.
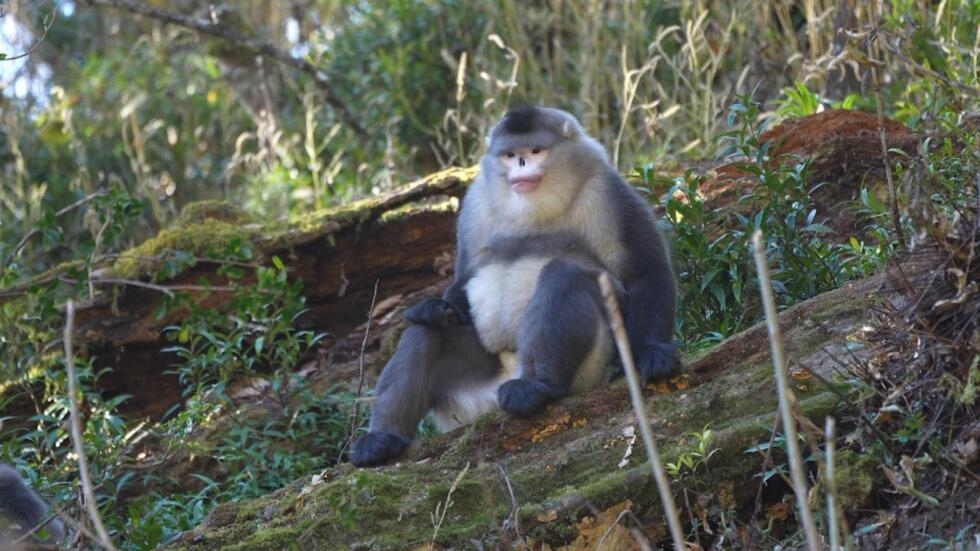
[3,0,974,262]
[2,0,881,267]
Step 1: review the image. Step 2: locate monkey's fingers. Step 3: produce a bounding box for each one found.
[636,341,681,382]
[349,432,411,467]
[498,378,558,417]
[404,298,469,326]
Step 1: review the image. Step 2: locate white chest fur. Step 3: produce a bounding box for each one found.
[465,257,549,353]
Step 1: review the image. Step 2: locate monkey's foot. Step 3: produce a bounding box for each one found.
[636,341,681,382]
[405,298,469,327]
[349,431,411,467]
[498,378,556,417]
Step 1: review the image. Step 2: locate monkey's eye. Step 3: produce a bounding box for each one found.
[531,148,541,154]
[503,151,516,158]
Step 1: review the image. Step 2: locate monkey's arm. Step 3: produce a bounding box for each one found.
[609,180,682,381]
[403,243,474,326]
[403,280,471,326]
[623,274,681,381]
[404,299,467,326]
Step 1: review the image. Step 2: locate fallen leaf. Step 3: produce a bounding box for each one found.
[766,502,790,521]
[790,368,812,381]
[537,509,558,523]
[567,500,640,550]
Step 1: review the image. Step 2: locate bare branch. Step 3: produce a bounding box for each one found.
[86,0,367,136]
[2,189,108,270]
[64,300,119,551]
[0,2,57,62]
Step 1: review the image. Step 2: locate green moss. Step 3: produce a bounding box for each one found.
[110,167,477,283]
[288,199,374,238]
[302,468,428,545]
[113,218,258,279]
[222,522,315,551]
[378,197,458,224]
[834,449,881,509]
[425,478,504,544]
[203,501,244,528]
[177,200,252,226]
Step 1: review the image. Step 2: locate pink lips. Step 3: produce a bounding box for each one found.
[509,177,542,194]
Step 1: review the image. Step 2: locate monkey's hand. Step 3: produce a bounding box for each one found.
[498,378,558,417]
[349,431,411,467]
[635,341,681,382]
[404,298,470,327]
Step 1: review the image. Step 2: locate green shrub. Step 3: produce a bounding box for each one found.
[652,93,892,349]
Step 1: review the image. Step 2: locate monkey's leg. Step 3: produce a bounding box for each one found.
[498,259,607,417]
[349,324,498,467]
[0,464,64,545]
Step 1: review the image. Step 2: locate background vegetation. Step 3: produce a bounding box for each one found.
[1,0,978,548]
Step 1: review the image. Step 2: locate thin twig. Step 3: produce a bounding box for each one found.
[873,29,980,98]
[865,20,906,246]
[0,256,255,303]
[430,462,469,544]
[65,277,240,297]
[496,463,523,541]
[599,273,686,551]
[2,190,108,270]
[339,279,381,462]
[748,414,784,546]
[356,279,381,399]
[825,417,844,551]
[64,300,118,551]
[0,1,57,62]
[751,415,781,519]
[751,231,821,550]
[682,488,704,550]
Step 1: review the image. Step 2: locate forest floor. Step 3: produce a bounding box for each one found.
[52,110,980,550]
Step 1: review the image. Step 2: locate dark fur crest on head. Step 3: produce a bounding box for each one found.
[501,106,538,134]
[487,105,572,155]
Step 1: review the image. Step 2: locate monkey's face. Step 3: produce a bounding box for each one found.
[487,144,580,226]
[479,106,601,225]
[499,147,549,194]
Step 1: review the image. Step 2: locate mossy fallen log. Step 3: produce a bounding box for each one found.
[159,252,920,550]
